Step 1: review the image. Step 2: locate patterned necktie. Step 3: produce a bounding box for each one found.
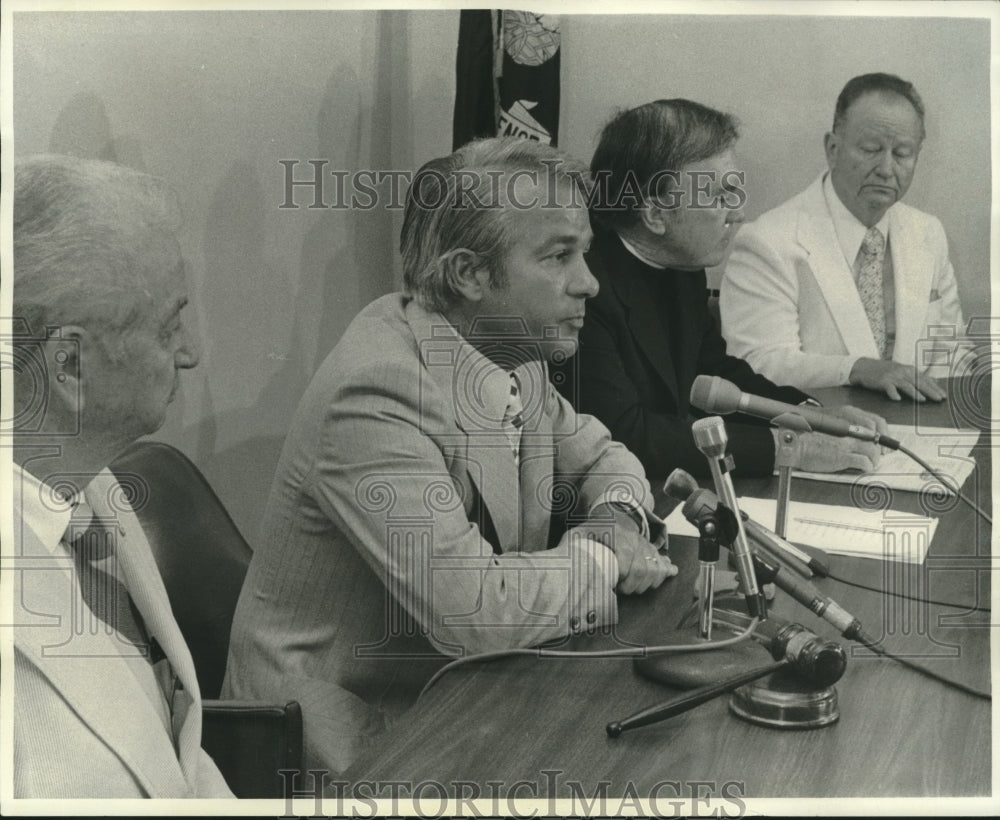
[857,226,887,358]
[501,373,525,468]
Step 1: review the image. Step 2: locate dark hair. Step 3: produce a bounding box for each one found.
[833,73,925,135]
[589,99,739,231]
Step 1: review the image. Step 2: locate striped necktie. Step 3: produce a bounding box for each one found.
[501,373,524,467]
[857,226,887,358]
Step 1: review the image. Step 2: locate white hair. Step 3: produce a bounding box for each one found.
[13,154,182,343]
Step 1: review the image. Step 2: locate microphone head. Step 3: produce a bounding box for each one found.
[663,469,699,502]
[690,375,742,414]
[682,488,719,525]
[691,416,728,459]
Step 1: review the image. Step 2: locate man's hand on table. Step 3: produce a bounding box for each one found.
[607,524,678,594]
[849,356,947,403]
[795,432,882,473]
[772,403,887,473]
[568,503,677,595]
[824,403,890,439]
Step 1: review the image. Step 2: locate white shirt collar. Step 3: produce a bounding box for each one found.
[13,463,95,550]
[822,172,891,269]
[618,233,667,270]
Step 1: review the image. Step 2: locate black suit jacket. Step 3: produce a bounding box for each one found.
[554,228,811,479]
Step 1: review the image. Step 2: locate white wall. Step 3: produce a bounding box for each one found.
[560,13,992,306]
[12,9,992,538]
[13,9,459,536]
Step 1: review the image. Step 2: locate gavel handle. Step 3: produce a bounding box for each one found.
[606,661,787,737]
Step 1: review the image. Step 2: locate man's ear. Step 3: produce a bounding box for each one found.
[44,325,87,418]
[823,131,838,169]
[441,248,490,302]
[638,200,670,237]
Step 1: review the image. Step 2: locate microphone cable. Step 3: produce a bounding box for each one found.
[894,441,992,525]
[417,617,759,700]
[851,628,992,701]
[825,568,990,613]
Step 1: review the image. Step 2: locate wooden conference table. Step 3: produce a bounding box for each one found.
[345,378,993,799]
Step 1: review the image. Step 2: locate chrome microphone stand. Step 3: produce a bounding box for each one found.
[771,411,813,538]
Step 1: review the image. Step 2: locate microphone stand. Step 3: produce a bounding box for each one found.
[691,507,730,640]
[771,412,812,539]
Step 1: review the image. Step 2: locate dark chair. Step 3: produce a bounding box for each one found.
[110,441,302,799]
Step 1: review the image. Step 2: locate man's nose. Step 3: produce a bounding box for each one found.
[875,150,895,176]
[569,258,599,298]
[175,326,201,369]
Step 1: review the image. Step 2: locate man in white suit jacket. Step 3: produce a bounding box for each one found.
[7,155,233,798]
[721,73,968,401]
[224,139,677,775]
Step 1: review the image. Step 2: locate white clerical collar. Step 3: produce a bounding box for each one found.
[618,233,667,270]
[822,172,892,268]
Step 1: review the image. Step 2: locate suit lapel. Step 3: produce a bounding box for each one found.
[12,495,191,796]
[797,177,880,358]
[888,208,933,365]
[601,236,682,404]
[407,301,522,553]
[85,471,204,785]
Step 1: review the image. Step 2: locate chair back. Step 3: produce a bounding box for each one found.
[110,441,251,699]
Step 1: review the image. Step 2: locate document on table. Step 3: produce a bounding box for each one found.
[788,424,979,495]
[664,497,936,564]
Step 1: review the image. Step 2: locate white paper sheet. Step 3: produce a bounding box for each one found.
[664,496,936,564]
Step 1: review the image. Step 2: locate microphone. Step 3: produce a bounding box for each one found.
[691,417,766,619]
[665,468,829,577]
[756,552,871,643]
[665,468,868,642]
[690,375,899,449]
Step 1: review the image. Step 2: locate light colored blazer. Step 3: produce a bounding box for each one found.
[11,468,232,798]
[223,294,657,775]
[720,174,966,389]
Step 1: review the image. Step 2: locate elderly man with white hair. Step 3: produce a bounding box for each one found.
[9,155,232,798]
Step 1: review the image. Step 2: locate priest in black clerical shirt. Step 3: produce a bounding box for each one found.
[553,98,884,479]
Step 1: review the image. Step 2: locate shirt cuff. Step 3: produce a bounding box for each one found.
[840,356,860,386]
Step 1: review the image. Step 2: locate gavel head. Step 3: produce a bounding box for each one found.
[758,620,848,688]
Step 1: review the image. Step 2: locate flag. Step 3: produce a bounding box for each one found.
[452,10,561,149]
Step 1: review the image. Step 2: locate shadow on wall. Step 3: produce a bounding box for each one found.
[48,92,138,167]
[193,41,404,539]
[191,161,306,537]
[34,14,417,542]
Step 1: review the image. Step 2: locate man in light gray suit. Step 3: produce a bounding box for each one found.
[224,137,677,775]
[8,155,233,798]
